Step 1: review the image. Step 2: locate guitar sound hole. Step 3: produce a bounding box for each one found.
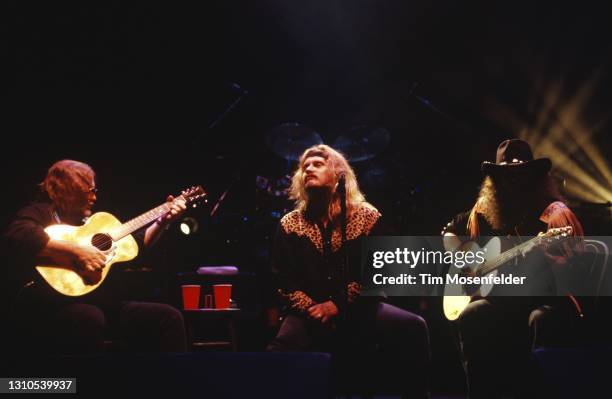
[91,233,113,251]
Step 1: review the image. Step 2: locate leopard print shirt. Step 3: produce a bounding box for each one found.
[279,203,381,254]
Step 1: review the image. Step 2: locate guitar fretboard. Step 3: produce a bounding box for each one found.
[478,236,541,275]
[111,202,173,241]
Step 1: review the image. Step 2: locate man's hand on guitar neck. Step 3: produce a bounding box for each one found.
[159,195,188,225]
[144,195,187,247]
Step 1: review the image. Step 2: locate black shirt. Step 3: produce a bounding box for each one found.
[442,202,583,297]
[270,203,383,310]
[2,201,145,301]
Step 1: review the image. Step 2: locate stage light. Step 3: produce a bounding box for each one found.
[484,66,612,204]
[179,217,199,235]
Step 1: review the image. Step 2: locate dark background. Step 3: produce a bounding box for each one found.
[5,1,611,224]
[4,1,611,393]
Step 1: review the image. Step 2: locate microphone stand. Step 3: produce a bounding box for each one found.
[191,83,248,146]
[337,175,348,322]
[208,90,247,130]
[210,187,231,218]
[407,81,474,134]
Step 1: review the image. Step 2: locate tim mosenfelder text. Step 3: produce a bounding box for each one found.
[371,248,526,286]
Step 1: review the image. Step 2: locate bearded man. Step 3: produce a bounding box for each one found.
[442,139,584,399]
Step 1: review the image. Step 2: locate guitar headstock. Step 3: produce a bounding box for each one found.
[542,226,573,242]
[178,185,208,208]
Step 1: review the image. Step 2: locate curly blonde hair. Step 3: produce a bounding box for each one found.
[288,144,365,221]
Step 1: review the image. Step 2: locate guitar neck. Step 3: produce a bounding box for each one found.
[111,202,172,241]
[479,236,542,275]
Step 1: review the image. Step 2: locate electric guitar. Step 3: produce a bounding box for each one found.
[35,186,207,297]
[442,226,573,321]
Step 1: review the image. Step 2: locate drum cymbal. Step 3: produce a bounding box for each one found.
[266,123,323,161]
[360,162,390,189]
[332,126,391,162]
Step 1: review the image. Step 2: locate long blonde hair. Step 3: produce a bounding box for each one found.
[288,144,365,221]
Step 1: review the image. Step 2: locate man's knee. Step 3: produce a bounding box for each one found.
[458,299,495,330]
[157,303,185,327]
[57,303,106,331]
[377,303,427,329]
[376,303,430,354]
[267,315,311,351]
[53,304,106,353]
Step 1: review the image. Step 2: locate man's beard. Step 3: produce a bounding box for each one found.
[477,176,538,230]
[304,186,333,220]
[57,198,91,224]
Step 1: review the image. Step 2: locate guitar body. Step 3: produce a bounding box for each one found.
[34,185,206,297]
[36,212,138,297]
[442,226,572,321]
[443,237,501,321]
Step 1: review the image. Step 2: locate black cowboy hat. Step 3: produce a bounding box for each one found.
[481,139,551,175]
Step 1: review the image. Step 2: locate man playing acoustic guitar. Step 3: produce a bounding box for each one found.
[442,139,584,399]
[4,159,188,354]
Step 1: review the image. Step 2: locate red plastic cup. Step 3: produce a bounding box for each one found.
[213,284,232,309]
[182,285,200,310]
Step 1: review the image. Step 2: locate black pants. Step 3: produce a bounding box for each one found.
[10,287,186,354]
[457,297,576,399]
[267,301,430,396]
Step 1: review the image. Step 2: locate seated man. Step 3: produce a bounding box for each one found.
[442,139,584,399]
[267,145,430,397]
[3,159,188,354]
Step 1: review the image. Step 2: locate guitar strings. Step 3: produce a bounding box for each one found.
[478,236,543,275]
[91,190,204,243]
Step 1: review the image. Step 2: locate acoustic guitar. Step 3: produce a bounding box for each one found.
[442,226,573,321]
[35,186,207,297]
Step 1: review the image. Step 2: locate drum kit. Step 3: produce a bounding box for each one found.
[265,122,390,163]
[257,122,392,215]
